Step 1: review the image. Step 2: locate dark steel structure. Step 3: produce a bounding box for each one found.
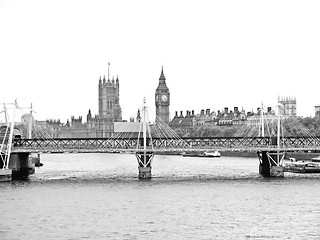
[13,136,320,152]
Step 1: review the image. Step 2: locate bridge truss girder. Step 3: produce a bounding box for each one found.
[13,136,320,152]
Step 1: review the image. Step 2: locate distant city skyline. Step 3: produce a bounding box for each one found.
[1,0,320,122]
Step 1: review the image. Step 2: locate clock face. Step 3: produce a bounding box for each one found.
[161,95,168,102]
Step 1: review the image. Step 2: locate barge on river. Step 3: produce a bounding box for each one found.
[283,157,320,173]
[183,151,221,158]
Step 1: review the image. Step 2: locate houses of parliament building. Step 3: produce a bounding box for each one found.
[45,66,170,138]
[42,64,299,139]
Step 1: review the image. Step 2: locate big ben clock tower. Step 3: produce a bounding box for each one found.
[155,66,170,124]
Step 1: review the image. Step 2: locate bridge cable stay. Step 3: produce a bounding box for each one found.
[277,117,320,147]
[0,126,9,168]
[235,112,274,138]
[24,109,56,140]
[0,101,18,169]
[0,105,10,168]
[95,118,143,151]
[144,105,154,151]
[234,103,320,153]
[136,115,143,151]
[233,115,272,150]
[154,114,179,138]
[10,103,63,152]
[153,113,190,150]
[21,110,51,139]
[102,105,189,152]
[29,121,54,139]
[138,105,190,150]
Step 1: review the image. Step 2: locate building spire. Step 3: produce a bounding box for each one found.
[159,65,166,82]
[108,61,110,80]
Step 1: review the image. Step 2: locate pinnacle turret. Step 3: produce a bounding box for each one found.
[98,63,122,121]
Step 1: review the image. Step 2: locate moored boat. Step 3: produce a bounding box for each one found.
[283,158,320,173]
[183,151,220,158]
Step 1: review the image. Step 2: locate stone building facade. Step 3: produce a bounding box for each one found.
[46,65,123,138]
[169,107,247,129]
[278,96,296,116]
[315,105,320,117]
[87,75,122,138]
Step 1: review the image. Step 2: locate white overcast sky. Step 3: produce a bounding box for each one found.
[0,0,319,122]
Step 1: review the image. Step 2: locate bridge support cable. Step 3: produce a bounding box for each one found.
[104,122,142,151]
[0,101,37,181]
[235,114,320,151]
[0,111,10,167]
[6,102,69,154]
[0,101,18,170]
[279,117,320,147]
[0,125,10,169]
[103,107,190,153]
[153,114,190,150]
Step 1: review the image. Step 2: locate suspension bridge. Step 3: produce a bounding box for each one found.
[1,100,320,180]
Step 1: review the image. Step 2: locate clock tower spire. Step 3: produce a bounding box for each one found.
[159,65,166,83]
[155,66,170,124]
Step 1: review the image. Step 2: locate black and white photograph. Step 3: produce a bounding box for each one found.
[1,0,320,239]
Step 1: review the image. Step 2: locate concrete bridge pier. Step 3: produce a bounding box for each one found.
[9,152,35,179]
[257,151,284,177]
[139,166,151,179]
[136,150,154,179]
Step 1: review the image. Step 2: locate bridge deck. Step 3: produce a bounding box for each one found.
[10,136,320,153]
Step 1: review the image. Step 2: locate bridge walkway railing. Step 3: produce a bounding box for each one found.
[12,136,320,153]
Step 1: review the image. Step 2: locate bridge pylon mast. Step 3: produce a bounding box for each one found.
[257,101,285,177]
[5,100,17,169]
[260,102,265,137]
[3,104,8,124]
[277,102,281,164]
[135,97,154,179]
[28,103,33,139]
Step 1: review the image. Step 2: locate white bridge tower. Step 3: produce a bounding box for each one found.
[135,97,154,179]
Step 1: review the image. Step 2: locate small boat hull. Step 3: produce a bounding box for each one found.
[183,154,220,158]
[284,160,320,173]
[183,151,221,158]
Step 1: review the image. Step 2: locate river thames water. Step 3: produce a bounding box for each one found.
[1,153,320,239]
